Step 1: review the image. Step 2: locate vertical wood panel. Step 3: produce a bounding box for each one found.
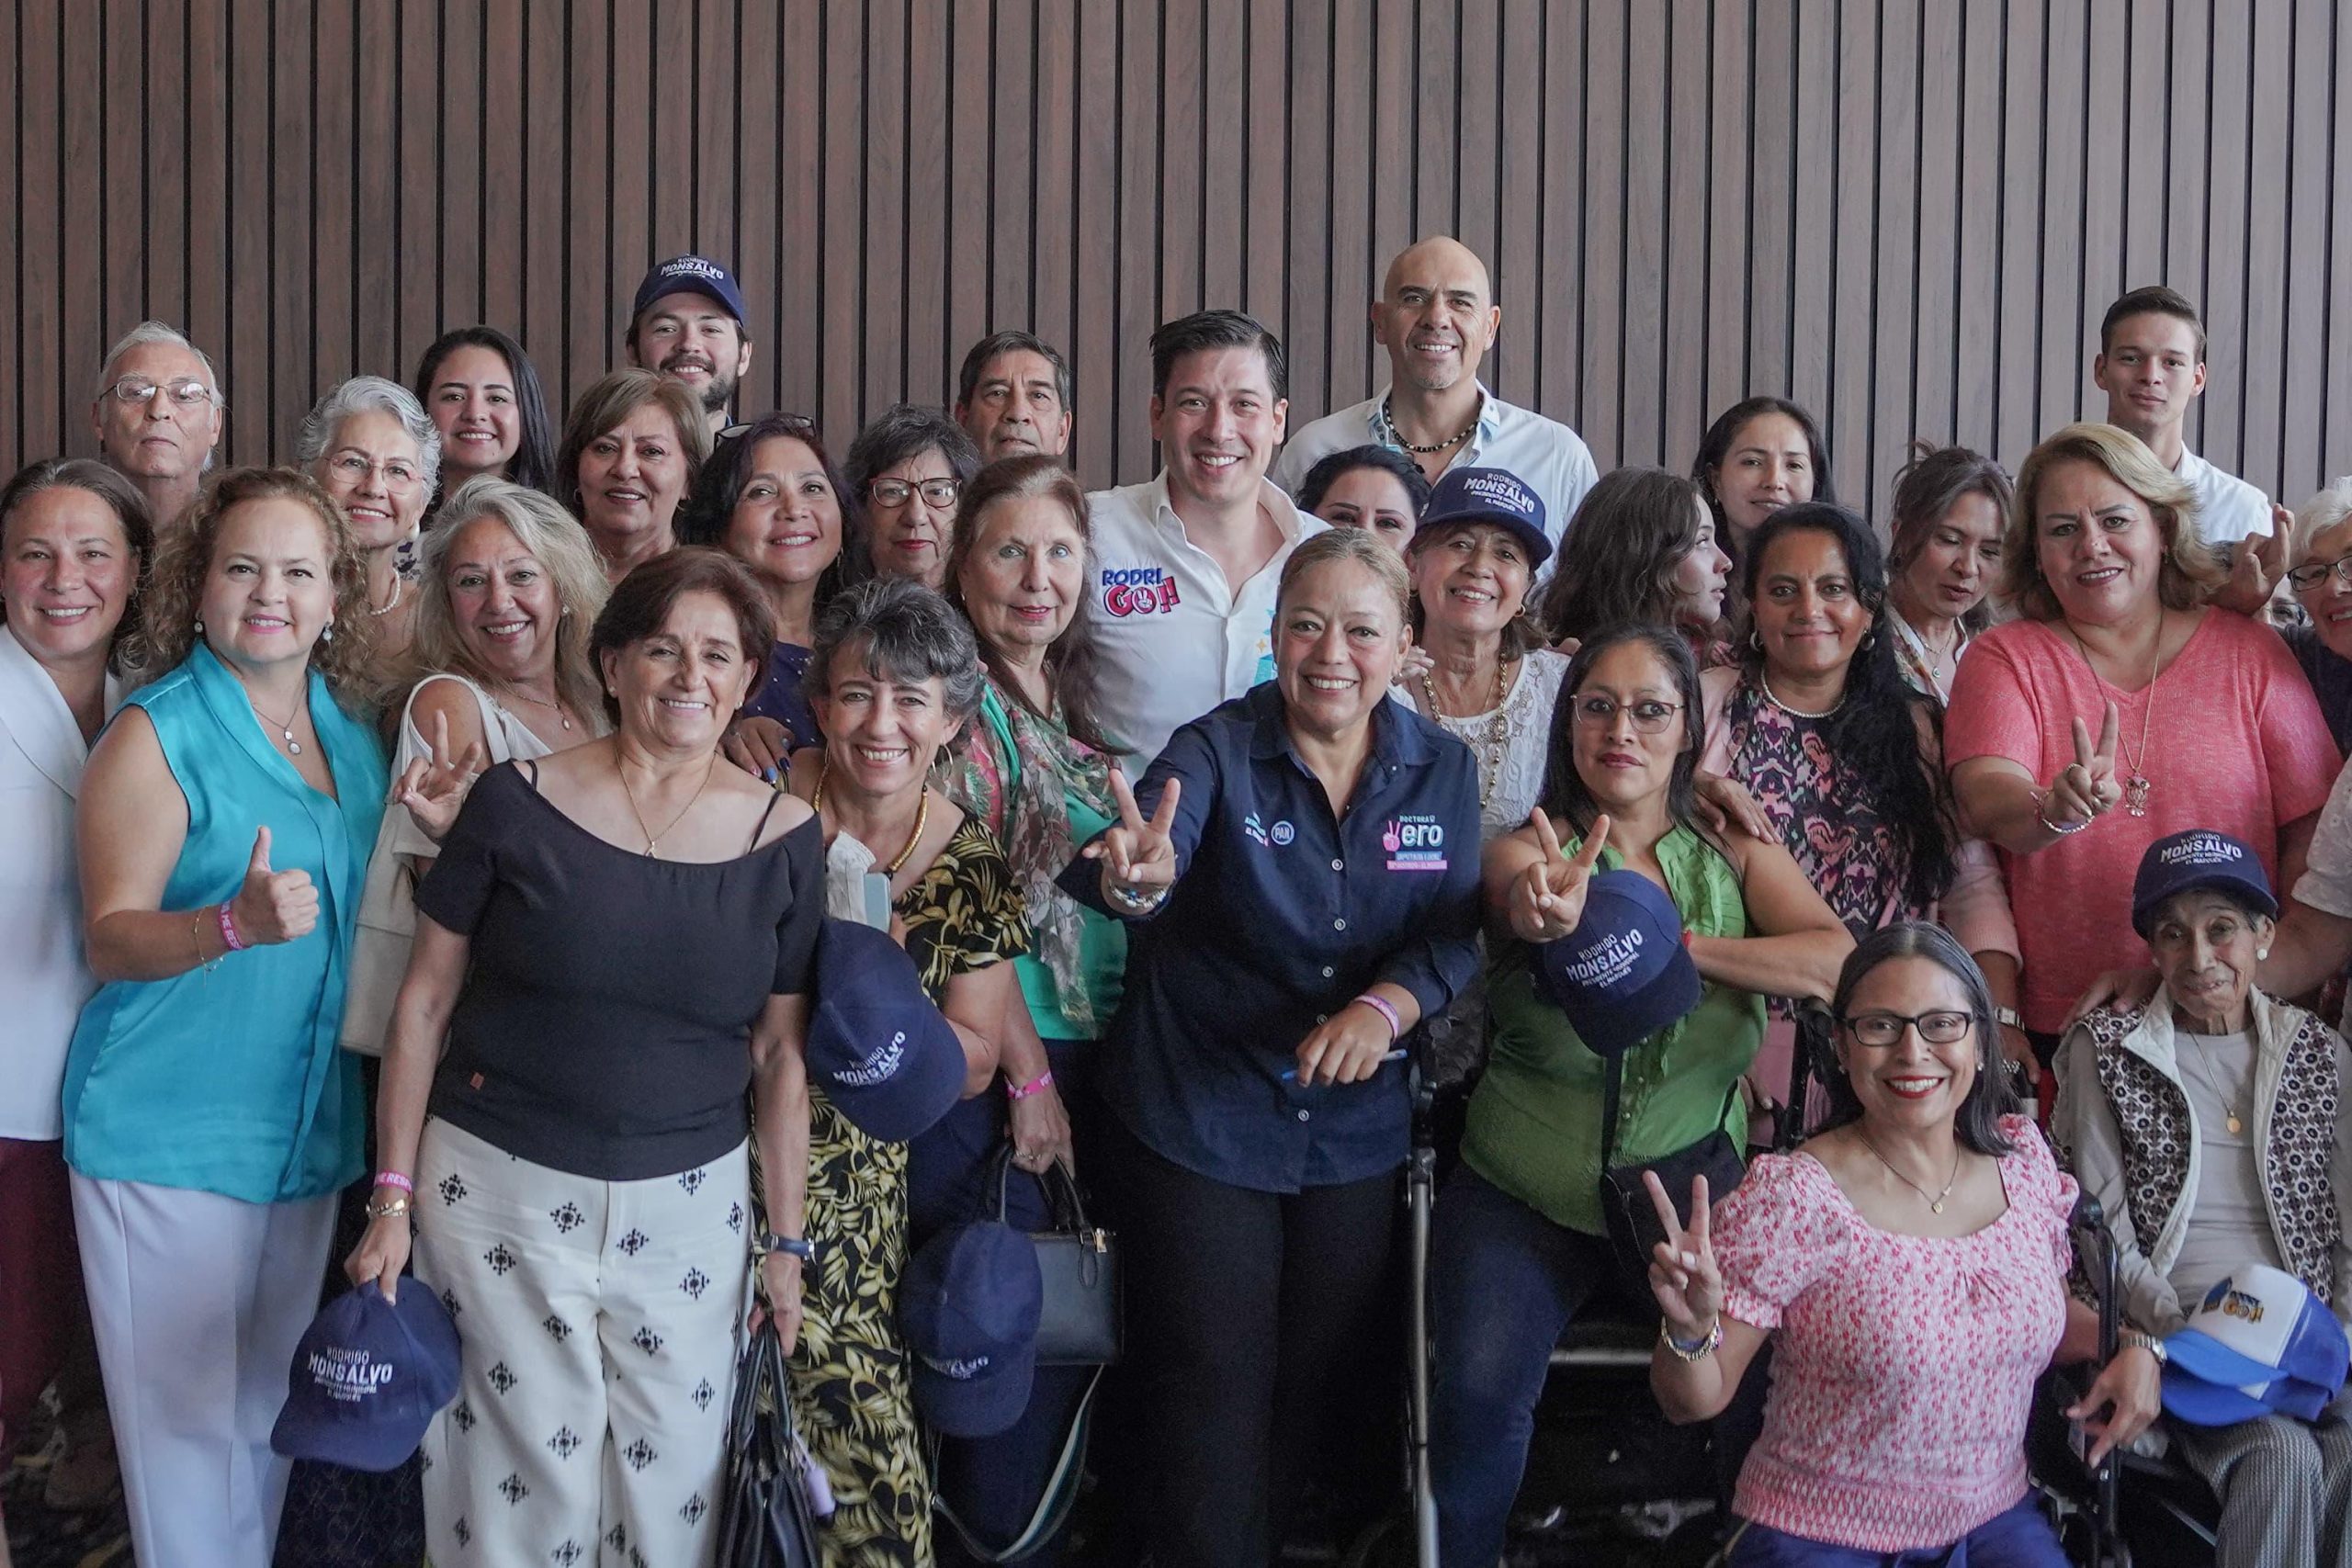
[6,1,2349,511]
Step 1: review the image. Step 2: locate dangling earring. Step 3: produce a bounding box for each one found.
[193,617,205,634]
[321,620,334,644]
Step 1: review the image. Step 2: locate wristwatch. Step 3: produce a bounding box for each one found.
[757,1233,816,1264]
[2120,1328,2168,1366]
[1995,1006,2024,1032]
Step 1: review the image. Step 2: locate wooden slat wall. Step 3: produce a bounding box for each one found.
[8,0,2352,512]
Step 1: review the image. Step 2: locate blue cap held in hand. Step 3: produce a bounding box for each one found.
[2162,1264,2351,1427]
[899,1221,1043,1438]
[1531,868,1703,1059]
[271,1282,461,1472]
[806,918,967,1143]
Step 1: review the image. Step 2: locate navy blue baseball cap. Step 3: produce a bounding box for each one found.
[899,1221,1042,1437]
[1532,868,1703,1058]
[2131,829,2277,939]
[806,918,967,1143]
[631,254,748,324]
[1415,466,1553,569]
[272,1282,461,1472]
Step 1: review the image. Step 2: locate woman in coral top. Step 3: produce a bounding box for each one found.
[1644,922,2161,1565]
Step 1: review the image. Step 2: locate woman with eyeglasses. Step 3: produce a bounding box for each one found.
[1430,622,1853,1564]
[297,377,441,662]
[1648,923,2156,1567]
[845,404,984,592]
[683,412,863,775]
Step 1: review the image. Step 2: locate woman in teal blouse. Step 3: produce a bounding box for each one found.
[64,468,388,1568]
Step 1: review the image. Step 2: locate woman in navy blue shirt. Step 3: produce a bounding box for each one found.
[1063,526,1482,1567]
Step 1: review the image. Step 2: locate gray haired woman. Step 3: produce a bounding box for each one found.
[845,405,985,592]
[782,575,1034,1563]
[298,375,443,660]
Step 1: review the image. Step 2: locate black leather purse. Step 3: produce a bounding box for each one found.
[1597,1055,1746,1293]
[990,1146,1123,1366]
[715,1321,825,1568]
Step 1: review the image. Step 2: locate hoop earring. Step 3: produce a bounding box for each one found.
[1749,628,1764,654]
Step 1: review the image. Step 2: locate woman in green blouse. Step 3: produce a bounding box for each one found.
[1431,622,1851,1564]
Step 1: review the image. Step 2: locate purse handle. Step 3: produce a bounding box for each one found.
[989,1143,1091,1236]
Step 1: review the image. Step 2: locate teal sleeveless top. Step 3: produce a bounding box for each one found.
[62,645,388,1202]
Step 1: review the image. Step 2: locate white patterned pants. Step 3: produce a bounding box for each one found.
[2171,1411,2352,1568]
[413,1118,752,1568]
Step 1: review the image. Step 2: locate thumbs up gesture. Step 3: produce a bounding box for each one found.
[230,826,320,945]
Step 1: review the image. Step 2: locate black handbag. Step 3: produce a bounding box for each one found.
[990,1146,1123,1366]
[1597,1055,1747,1292]
[715,1320,825,1568]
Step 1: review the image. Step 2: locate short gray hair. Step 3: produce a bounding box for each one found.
[2292,477,2352,564]
[295,376,443,492]
[809,575,984,721]
[96,321,222,404]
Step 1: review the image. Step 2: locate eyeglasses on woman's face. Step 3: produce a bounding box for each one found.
[1569,694,1683,734]
[869,477,963,511]
[1838,1009,1973,1048]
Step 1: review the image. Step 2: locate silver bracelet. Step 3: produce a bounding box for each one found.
[1104,878,1169,915]
[1660,1316,1722,1361]
[2032,789,2092,836]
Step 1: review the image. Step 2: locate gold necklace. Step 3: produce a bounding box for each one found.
[2175,1027,2247,1135]
[500,682,574,732]
[1855,1129,1962,1214]
[2061,619,2162,817]
[814,754,932,875]
[616,750,718,857]
[1417,658,1512,808]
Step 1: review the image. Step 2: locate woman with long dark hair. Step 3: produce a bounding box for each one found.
[1699,502,2024,1089]
[1538,464,1733,651]
[411,325,559,498]
[1691,396,1834,559]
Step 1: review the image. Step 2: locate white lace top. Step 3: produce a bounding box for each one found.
[1396,648,1569,840]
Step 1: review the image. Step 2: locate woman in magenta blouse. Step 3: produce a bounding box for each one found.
[1644,923,2158,1565]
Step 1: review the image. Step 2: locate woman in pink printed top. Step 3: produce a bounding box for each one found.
[1643,923,2162,1565]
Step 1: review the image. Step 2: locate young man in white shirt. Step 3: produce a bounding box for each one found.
[1271,235,1598,570]
[2092,285,2272,547]
[1087,310,1326,773]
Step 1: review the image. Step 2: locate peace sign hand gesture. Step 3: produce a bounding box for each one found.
[391,709,487,846]
[1509,811,1611,943]
[1643,1169,1726,1342]
[1085,767,1182,899]
[2040,701,2121,831]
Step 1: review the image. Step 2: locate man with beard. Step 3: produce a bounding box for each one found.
[1272,236,1596,573]
[624,254,753,437]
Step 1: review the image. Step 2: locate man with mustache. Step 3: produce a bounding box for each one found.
[1272,236,1596,576]
[2091,284,2272,547]
[1086,309,1325,773]
[624,254,753,437]
[88,320,226,533]
[954,329,1076,462]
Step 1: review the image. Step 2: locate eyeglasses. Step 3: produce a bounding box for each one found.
[326,452,423,490]
[1838,1010,1974,1047]
[2287,554,2352,592]
[1569,695,1684,734]
[107,376,215,408]
[868,477,962,509]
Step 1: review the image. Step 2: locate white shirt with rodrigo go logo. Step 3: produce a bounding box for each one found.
[1085,471,1327,773]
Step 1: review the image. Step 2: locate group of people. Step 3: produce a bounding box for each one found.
[4,228,2352,1568]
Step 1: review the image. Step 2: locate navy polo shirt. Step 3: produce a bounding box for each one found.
[1059,682,1482,1193]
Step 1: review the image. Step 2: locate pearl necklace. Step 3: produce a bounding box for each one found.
[1759,671,1844,720]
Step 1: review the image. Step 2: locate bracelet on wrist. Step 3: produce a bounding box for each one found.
[757,1233,816,1263]
[1660,1316,1723,1361]
[190,908,221,973]
[2032,789,2092,836]
[372,1171,413,1195]
[2120,1328,2169,1366]
[1104,878,1169,915]
[1351,992,1403,1041]
[364,1193,411,1222]
[217,901,248,952]
[1006,1070,1056,1101]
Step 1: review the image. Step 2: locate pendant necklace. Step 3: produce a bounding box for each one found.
[617,750,719,858]
[2064,621,2162,818]
[502,682,575,733]
[1417,657,1513,809]
[1856,1128,1962,1214]
[2176,1029,2247,1135]
[245,688,309,755]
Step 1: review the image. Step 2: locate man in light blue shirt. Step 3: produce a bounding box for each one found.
[1272,236,1599,574]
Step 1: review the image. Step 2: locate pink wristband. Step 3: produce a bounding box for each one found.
[1006,1070,1056,1101]
[373,1171,413,1194]
[1352,992,1403,1041]
[216,902,246,953]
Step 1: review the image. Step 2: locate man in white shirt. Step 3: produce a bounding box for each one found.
[2092,285,2272,547]
[1271,235,1598,570]
[1088,309,1326,773]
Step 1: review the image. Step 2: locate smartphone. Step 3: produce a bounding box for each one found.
[863,872,893,930]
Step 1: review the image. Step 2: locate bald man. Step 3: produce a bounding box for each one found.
[1272,236,1597,571]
